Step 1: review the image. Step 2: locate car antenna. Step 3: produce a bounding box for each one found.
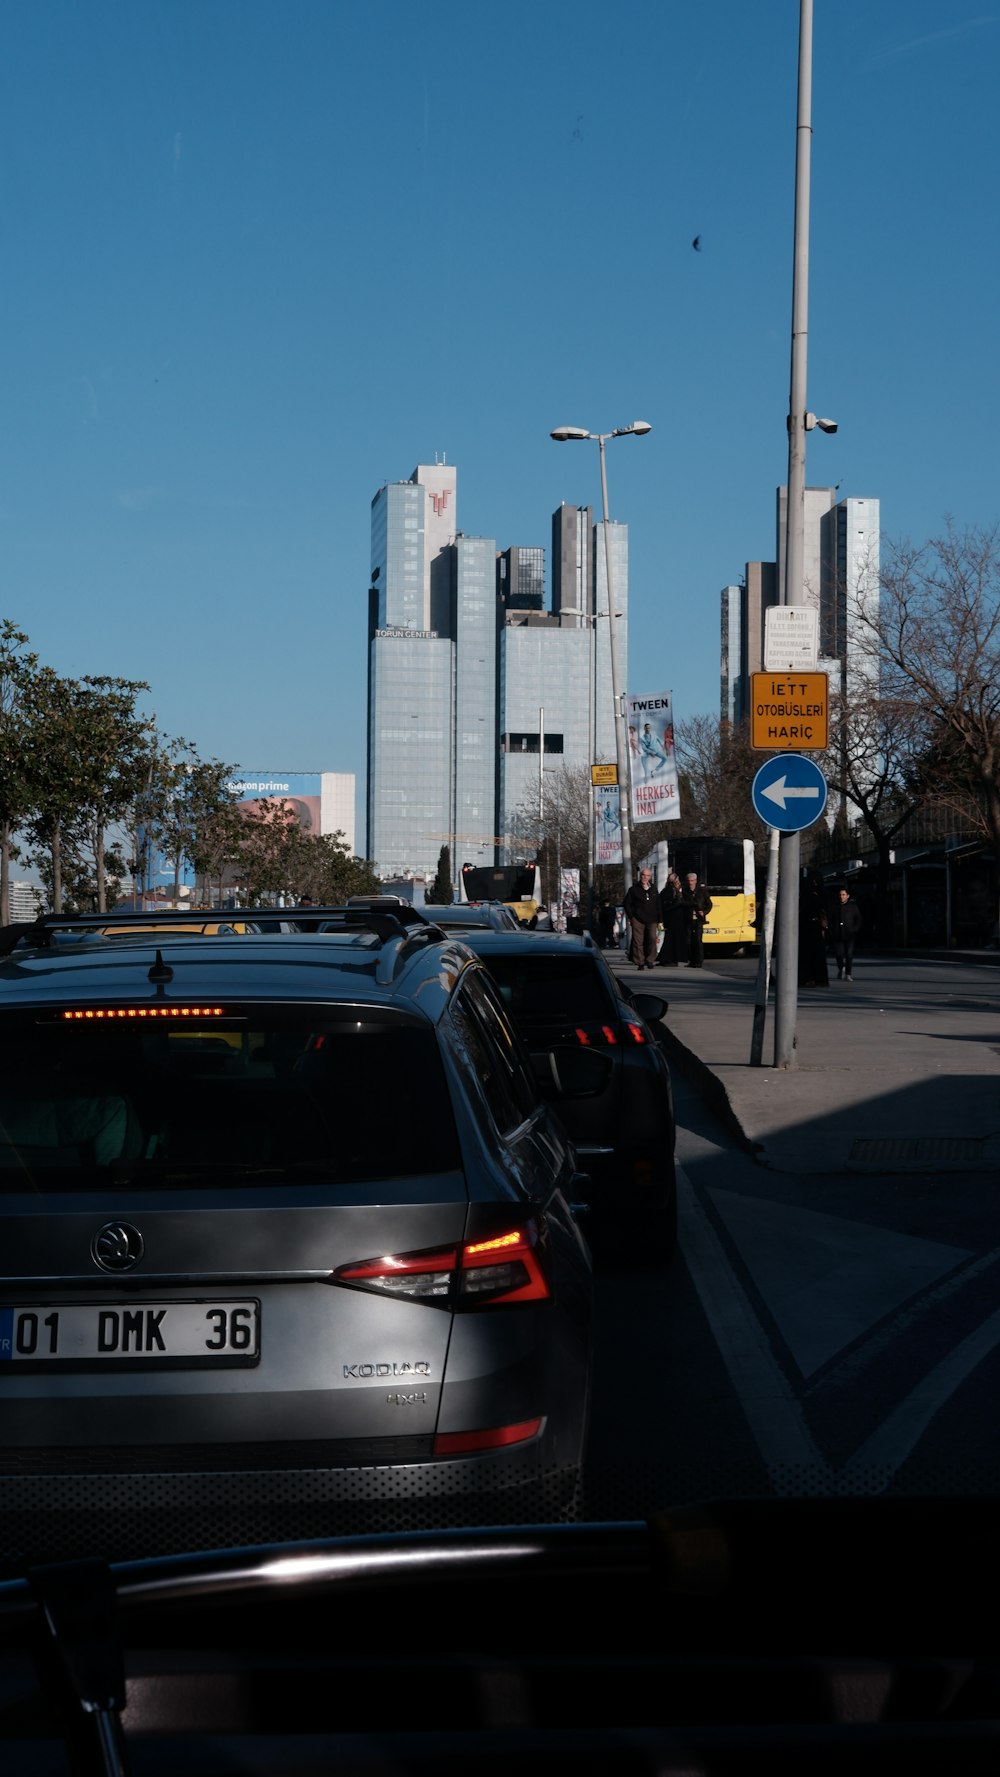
[148,949,174,984]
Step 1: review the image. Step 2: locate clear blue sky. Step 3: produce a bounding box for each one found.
[2,2,998,848]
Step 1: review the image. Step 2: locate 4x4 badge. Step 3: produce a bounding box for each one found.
[91,1222,144,1272]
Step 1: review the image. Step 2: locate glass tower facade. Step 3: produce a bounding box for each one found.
[367,466,457,880]
[452,535,498,867]
[497,518,629,853]
[367,462,630,884]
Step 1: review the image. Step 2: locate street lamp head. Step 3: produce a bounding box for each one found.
[612,420,652,437]
[550,426,592,442]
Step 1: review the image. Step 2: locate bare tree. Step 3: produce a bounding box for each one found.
[669,716,765,856]
[856,520,1000,930]
[510,764,591,907]
[824,686,925,943]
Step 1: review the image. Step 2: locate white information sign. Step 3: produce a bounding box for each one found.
[764,606,819,670]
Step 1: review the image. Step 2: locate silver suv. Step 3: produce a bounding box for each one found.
[0,909,594,1555]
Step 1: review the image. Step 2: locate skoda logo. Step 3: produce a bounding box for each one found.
[91,1221,144,1273]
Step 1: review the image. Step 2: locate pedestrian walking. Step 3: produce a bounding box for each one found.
[828,885,862,980]
[681,871,713,968]
[623,867,661,969]
[657,871,684,965]
[597,898,617,950]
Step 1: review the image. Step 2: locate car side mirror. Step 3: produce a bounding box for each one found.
[630,992,668,1021]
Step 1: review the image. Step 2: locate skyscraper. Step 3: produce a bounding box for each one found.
[367,464,457,880]
[497,517,627,852]
[723,492,878,724]
[720,584,743,723]
[451,533,499,868]
[367,462,629,882]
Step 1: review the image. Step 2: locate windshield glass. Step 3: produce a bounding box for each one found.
[0,1011,460,1185]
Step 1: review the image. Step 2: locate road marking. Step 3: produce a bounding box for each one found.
[846,1299,1000,1485]
[707,1187,970,1378]
[680,1141,1000,1491]
[677,1166,829,1486]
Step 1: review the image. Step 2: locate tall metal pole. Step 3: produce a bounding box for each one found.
[774,0,813,1070]
[586,611,596,929]
[538,704,545,900]
[598,435,634,895]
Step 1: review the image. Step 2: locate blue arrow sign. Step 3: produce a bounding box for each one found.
[752,754,828,833]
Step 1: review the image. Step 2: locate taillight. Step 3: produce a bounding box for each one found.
[57,1005,226,1021]
[573,1023,618,1046]
[624,1021,648,1045]
[334,1218,552,1308]
[433,1418,542,1456]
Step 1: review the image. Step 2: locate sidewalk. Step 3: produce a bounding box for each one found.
[607,949,1000,1177]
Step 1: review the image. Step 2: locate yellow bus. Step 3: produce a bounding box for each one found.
[661,836,758,955]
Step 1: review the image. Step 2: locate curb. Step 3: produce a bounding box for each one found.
[656,1024,760,1160]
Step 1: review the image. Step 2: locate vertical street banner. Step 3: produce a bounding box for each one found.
[626,692,681,823]
[594,786,623,864]
[558,868,580,927]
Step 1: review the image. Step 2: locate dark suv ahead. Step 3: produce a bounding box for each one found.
[454,930,677,1265]
[0,910,594,1552]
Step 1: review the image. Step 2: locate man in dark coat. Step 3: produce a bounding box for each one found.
[828,886,862,980]
[623,867,661,969]
[682,872,713,968]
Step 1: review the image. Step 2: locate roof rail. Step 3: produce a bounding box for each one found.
[0,905,448,960]
[292,904,431,935]
[0,910,250,954]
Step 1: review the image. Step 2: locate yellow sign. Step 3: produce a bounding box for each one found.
[591,763,618,785]
[750,672,828,751]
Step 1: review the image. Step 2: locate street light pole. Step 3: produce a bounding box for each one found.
[775,0,813,1070]
[559,604,598,930]
[550,420,651,897]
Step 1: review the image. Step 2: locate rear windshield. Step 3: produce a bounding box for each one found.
[477,954,612,1026]
[0,1008,460,1190]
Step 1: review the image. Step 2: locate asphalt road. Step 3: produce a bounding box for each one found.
[585,952,1000,1515]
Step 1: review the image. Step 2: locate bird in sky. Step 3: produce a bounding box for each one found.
[692,235,702,251]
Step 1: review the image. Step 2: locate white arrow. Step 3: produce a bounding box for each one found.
[761,776,823,810]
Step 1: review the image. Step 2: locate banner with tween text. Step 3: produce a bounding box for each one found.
[627,692,681,823]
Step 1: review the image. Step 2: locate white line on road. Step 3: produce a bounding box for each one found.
[680,1144,1000,1492]
[846,1300,1000,1484]
[677,1166,830,1487]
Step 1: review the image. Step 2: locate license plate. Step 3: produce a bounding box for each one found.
[0,1301,260,1367]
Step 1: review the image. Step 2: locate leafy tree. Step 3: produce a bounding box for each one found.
[144,743,240,902]
[0,620,41,924]
[428,845,454,905]
[29,838,127,916]
[68,676,152,910]
[289,832,379,903]
[209,800,378,906]
[20,669,90,914]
